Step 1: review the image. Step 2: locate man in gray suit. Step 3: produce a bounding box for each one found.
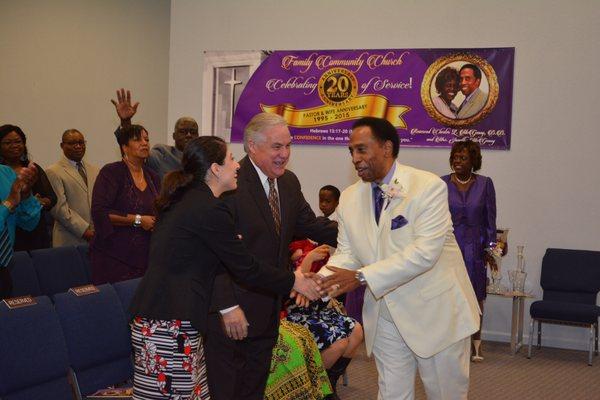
[456,64,487,119]
[46,129,98,247]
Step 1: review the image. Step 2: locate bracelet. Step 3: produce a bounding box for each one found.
[2,200,15,213]
[355,269,367,286]
[133,214,142,227]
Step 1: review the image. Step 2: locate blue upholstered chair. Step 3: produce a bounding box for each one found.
[31,246,90,297]
[0,296,73,400]
[113,277,141,312]
[53,284,133,399]
[528,248,600,365]
[7,251,41,297]
[76,243,92,281]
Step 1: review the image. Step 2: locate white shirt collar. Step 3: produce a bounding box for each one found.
[249,157,277,197]
[65,156,83,169]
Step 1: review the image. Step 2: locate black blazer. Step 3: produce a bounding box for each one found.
[129,181,295,334]
[211,156,338,336]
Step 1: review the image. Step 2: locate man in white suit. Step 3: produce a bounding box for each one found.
[46,129,98,247]
[320,117,480,400]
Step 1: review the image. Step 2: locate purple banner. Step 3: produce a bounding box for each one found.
[231,48,514,149]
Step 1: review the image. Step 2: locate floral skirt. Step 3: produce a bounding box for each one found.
[286,299,356,350]
[131,317,210,400]
[264,320,332,400]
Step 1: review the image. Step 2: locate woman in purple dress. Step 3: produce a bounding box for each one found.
[90,125,160,284]
[441,140,497,362]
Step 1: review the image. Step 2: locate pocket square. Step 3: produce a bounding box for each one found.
[391,215,408,230]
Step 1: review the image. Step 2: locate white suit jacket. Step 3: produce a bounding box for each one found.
[325,162,480,358]
[46,156,98,247]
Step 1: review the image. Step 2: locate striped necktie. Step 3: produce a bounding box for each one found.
[267,178,281,236]
[373,186,384,225]
[0,225,13,268]
[76,162,88,186]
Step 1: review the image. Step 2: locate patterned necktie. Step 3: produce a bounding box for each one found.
[76,162,88,186]
[0,225,13,268]
[373,185,384,225]
[267,178,281,236]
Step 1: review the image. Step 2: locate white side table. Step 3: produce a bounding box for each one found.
[487,290,534,354]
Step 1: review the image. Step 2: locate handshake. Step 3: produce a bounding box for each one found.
[291,266,362,307]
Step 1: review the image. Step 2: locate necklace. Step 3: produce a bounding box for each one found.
[132,171,144,185]
[124,159,145,186]
[454,173,472,185]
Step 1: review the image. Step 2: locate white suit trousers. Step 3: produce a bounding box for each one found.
[372,307,470,400]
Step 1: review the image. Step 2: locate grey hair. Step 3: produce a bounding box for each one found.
[243,113,287,152]
[174,117,198,130]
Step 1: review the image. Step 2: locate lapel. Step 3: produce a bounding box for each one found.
[458,88,480,116]
[59,156,88,193]
[240,157,279,240]
[277,175,290,235]
[376,162,407,236]
[358,180,378,253]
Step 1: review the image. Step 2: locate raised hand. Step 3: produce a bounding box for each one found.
[110,88,139,122]
[320,266,361,297]
[220,307,249,340]
[292,270,322,301]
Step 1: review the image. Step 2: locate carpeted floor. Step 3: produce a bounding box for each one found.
[336,341,599,399]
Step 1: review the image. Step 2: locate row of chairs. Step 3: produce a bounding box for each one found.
[0,278,141,400]
[8,245,92,298]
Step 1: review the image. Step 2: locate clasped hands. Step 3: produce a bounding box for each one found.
[290,266,362,307]
[7,163,39,207]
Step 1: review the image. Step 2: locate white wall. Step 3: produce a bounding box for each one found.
[169,0,600,350]
[0,0,171,168]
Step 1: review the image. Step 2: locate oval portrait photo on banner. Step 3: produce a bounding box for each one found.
[421,53,499,128]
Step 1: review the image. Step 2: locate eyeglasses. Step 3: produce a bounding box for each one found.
[0,139,23,146]
[63,140,87,146]
[176,129,199,136]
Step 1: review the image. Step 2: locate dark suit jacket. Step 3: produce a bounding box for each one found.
[129,181,295,334]
[211,156,338,336]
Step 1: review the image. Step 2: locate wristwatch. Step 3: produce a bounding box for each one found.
[133,214,142,228]
[2,200,15,213]
[355,269,367,286]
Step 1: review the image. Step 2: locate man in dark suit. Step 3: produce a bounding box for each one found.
[205,113,338,400]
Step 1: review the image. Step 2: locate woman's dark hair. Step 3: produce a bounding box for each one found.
[352,117,399,157]
[449,139,482,172]
[115,124,147,157]
[155,136,228,214]
[320,185,341,202]
[434,67,460,95]
[0,124,29,166]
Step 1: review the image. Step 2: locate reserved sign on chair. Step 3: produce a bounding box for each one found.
[3,295,37,309]
[69,284,100,297]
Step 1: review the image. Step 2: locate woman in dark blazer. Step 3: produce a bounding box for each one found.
[129,136,320,400]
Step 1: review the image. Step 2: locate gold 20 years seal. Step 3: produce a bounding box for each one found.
[318,68,358,107]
